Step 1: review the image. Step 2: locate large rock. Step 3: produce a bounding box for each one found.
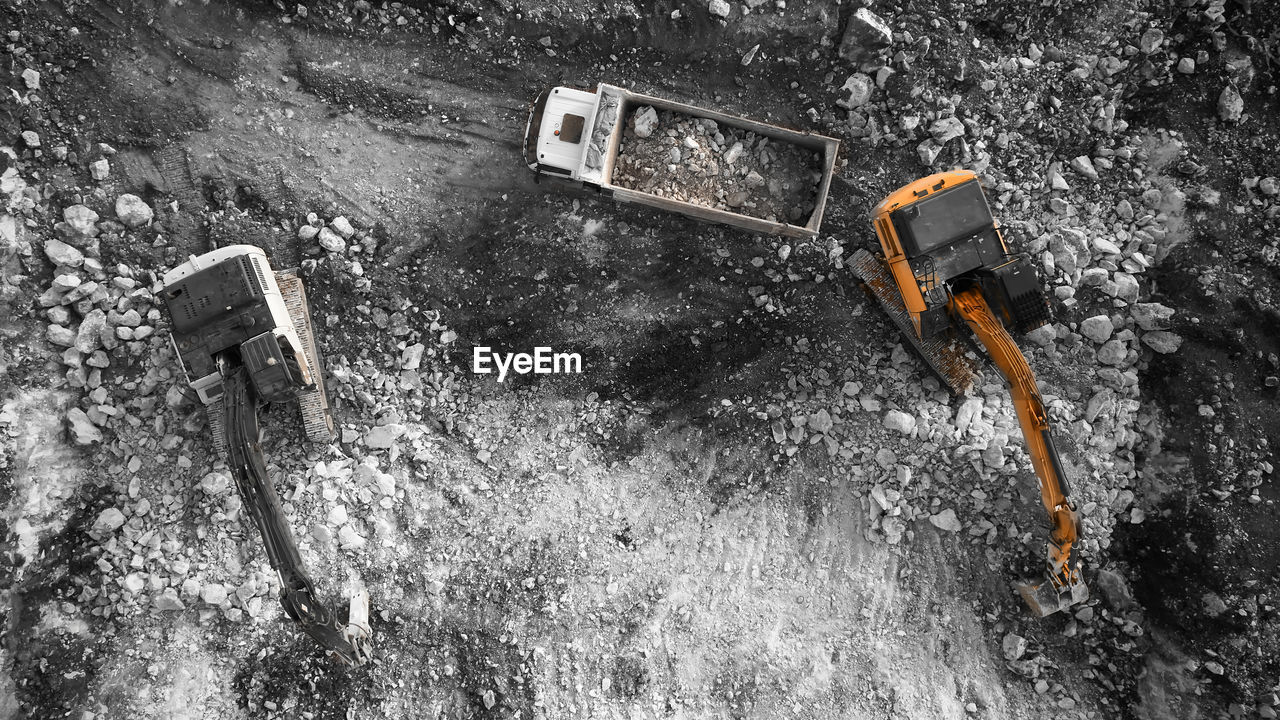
[836,73,874,109]
[43,238,85,267]
[153,590,185,611]
[68,408,104,445]
[1079,315,1114,344]
[63,205,100,237]
[1002,633,1027,660]
[330,216,355,239]
[364,423,406,449]
[929,508,962,532]
[317,227,346,253]
[1112,272,1140,302]
[838,8,892,65]
[1130,302,1174,331]
[1218,84,1244,122]
[92,507,126,534]
[1141,330,1182,354]
[75,309,107,353]
[928,116,966,144]
[631,106,658,138]
[47,324,76,347]
[201,583,229,606]
[114,194,154,227]
[883,410,916,435]
[1096,339,1128,366]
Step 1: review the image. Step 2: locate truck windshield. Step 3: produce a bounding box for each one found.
[894,181,993,256]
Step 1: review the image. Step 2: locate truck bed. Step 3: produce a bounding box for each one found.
[589,84,840,239]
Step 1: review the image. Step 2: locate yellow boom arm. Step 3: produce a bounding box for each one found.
[951,287,1088,615]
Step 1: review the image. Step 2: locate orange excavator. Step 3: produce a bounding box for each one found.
[851,169,1089,617]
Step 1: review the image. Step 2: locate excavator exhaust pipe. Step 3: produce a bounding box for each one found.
[1016,569,1089,618]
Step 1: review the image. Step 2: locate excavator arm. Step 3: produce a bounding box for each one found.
[950,287,1089,617]
[221,359,372,664]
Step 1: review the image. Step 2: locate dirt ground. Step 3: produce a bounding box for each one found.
[1,0,1278,719]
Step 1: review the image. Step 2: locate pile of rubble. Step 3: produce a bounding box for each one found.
[613,106,822,226]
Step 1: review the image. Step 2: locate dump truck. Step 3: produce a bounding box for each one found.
[852,170,1089,618]
[524,83,841,239]
[160,245,370,664]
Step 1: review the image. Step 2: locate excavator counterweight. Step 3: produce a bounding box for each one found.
[858,171,1089,618]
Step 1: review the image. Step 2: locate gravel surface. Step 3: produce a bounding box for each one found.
[1,0,1279,719]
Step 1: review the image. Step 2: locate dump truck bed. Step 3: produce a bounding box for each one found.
[531,83,839,239]
[594,84,839,239]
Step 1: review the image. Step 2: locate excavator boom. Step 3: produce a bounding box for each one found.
[950,288,1088,616]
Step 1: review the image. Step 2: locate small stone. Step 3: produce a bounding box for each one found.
[44,238,85,267]
[929,508,962,532]
[1079,315,1114,344]
[330,216,355,239]
[317,227,345,253]
[1002,633,1027,660]
[882,410,916,435]
[68,408,104,445]
[93,507,126,534]
[298,225,319,241]
[89,159,110,181]
[21,130,40,147]
[1141,330,1182,354]
[1177,57,1195,74]
[21,68,40,90]
[1258,177,1278,196]
[114,194,154,227]
[708,0,731,18]
[1218,85,1244,122]
[1204,661,1224,676]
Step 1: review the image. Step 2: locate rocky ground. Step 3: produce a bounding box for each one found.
[0,0,1278,719]
[613,106,823,224]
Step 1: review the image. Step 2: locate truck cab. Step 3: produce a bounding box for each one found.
[523,86,600,178]
[872,170,1049,339]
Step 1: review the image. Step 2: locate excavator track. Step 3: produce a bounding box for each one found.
[206,397,228,460]
[277,271,335,443]
[850,248,982,396]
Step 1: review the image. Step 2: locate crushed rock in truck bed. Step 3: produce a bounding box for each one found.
[612,106,822,226]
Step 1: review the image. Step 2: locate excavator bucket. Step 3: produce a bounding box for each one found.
[850,249,983,395]
[343,586,373,666]
[1016,572,1089,618]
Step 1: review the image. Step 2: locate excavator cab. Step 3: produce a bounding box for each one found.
[872,170,1049,341]
[853,170,1089,619]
